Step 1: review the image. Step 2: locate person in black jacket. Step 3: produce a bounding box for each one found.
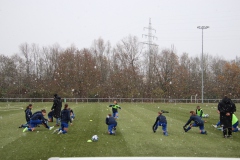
[218,95,236,138]
[19,104,33,128]
[53,103,72,134]
[152,111,168,136]
[106,114,117,135]
[51,94,62,126]
[183,111,207,134]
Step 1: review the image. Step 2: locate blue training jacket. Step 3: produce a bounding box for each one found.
[185,115,204,126]
[25,108,32,122]
[30,112,45,121]
[106,116,117,125]
[61,109,72,123]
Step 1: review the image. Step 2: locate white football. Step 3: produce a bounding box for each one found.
[92,135,98,142]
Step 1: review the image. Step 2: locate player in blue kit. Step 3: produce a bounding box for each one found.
[152,111,168,136]
[53,104,72,134]
[183,111,207,135]
[106,113,117,135]
[23,109,54,132]
[19,104,33,128]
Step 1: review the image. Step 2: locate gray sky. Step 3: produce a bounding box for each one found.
[1,0,240,60]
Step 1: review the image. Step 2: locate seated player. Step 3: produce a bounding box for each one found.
[213,114,239,132]
[196,106,209,118]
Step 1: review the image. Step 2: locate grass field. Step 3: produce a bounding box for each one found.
[0,102,240,160]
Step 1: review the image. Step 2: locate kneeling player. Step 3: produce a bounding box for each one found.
[106,114,117,135]
[53,104,72,134]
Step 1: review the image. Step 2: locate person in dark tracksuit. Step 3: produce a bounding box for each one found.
[19,104,33,128]
[106,114,117,135]
[152,111,168,136]
[23,109,54,132]
[183,111,207,134]
[109,100,121,119]
[51,94,62,126]
[218,95,236,138]
[53,104,72,134]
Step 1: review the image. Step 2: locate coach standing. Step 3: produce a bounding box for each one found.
[51,94,62,126]
[218,95,236,138]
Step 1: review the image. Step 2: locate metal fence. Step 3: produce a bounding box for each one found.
[0,98,239,103]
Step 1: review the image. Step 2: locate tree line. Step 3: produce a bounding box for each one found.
[0,36,239,99]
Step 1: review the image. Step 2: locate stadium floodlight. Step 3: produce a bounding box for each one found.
[197,26,209,104]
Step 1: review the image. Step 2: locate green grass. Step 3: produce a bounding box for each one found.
[0,102,240,160]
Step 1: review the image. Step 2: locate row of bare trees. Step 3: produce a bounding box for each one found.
[0,36,240,99]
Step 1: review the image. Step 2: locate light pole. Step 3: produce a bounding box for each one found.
[197,26,209,104]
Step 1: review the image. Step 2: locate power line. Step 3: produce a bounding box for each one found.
[141,18,158,48]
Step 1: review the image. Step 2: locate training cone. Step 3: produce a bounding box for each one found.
[90,120,92,121]
[87,140,92,142]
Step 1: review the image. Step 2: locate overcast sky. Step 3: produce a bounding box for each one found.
[1,0,240,60]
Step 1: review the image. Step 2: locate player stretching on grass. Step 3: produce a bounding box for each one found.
[106,114,117,135]
[23,109,54,132]
[152,111,168,136]
[196,106,209,121]
[109,100,121,119]
[213,114,240,132]
[183,111,207,135]
[53,104,72,134]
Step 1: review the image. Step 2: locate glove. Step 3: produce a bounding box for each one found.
[183,126,187,132]
[152,125,156,132]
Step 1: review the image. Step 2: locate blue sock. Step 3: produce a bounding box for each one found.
[28,128,31,131]
[62,130,67,134]
[186,126,191,131]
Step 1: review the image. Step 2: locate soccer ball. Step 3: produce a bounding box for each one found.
[92,135,98,142]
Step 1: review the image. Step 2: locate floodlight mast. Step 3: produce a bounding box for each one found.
[197,26,209,104]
